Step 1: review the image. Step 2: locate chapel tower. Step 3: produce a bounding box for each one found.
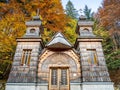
[75,15,114,90]
[6,16,44,90]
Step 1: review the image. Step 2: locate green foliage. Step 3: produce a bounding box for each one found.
[42,18,77,44]
[0,83,5,90]
[42,29,55,44]
[83,5,94,20]
[106,50,120,70]
[64,18,77,44]
[94,19,120,70]
[65,0,79,19]
[94,0,120,83]
[0,60,12,79]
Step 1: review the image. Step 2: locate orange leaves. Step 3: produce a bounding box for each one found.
[38,0,68,31]
[0,0,68,53]
[17,0,68,31]
[96,0,120,49]
[0,9,26,53]
[97,0,120,33]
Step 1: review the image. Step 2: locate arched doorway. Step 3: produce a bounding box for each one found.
[38,50,81,90]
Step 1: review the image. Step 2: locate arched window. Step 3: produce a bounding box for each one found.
[30,28,35,33]
[21,49,32,66]
[83,28,89,33]
[81,28,90,36]
[83,28,89,31]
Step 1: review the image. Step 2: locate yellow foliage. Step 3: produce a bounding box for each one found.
[0,13,26,53]
[63,18,77,44]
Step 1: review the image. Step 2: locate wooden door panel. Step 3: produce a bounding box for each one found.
[49,67,69,90]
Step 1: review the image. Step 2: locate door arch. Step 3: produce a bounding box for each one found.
[38,51,81,89]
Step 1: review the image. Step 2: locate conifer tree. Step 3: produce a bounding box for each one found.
[65,0,79,19]
[94,0,120,85]
[83,5,94,20]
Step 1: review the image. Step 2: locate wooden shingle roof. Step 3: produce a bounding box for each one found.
[46,32,72,49]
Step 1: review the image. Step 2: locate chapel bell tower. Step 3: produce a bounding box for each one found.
[6,16,44,90]
[25,16,42,37]
[75,15,114,90]
[76,15,95,37]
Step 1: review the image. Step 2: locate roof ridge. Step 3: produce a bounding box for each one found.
[46,32,72,49]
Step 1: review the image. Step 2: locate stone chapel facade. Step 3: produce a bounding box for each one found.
[6,15,114,90]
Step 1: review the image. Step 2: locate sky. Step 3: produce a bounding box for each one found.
[61,0,103,13]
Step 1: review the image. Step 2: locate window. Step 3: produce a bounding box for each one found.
[81,28,90,36]
[61,69,67,85]
[21,49,32,66]
[87,49,98,65]
[30,29,35,33]
[51,69,57,85]
[83,28,89,32]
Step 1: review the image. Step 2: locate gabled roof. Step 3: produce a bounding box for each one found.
[46,32,72,49]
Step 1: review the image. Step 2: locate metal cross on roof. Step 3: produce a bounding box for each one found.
[36,8,40,16]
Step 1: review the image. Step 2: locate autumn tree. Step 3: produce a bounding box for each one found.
[0,0,26,53]
[21,0,69,43]
[65,0,79,19]
[0,0,68,79]
[63,18,77,44]
[97,0,120,49]
[93,17,120,85]
[0,0,26,79]
[94,0,120,85]
[23,0,68,31]
[0,0,71,55]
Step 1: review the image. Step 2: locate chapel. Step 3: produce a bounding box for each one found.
[6,15,114,90]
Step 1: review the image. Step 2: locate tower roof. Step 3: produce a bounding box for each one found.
[25,16,41,26]
[23,15,42,38]
[76,15,94,36]
[46,32,72,49]
[79,15,87,20]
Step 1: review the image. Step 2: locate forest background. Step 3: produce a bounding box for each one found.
[0,0,120,89]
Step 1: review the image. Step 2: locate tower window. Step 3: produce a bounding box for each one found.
[87,49,98,65]
[30,29,35,33]
[83,28,89,31]
[83,28,89,34]
[81,28,90,36]
[21,49,32,66]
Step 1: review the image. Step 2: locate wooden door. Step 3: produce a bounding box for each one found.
[49,67,70,90]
